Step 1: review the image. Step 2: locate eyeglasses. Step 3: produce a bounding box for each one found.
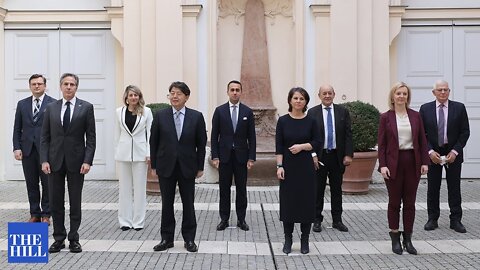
[435,88,450,93]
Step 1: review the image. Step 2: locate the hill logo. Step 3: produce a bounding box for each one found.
[8,222,48,263]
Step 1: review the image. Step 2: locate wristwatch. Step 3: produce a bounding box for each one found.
[276,164,283,169]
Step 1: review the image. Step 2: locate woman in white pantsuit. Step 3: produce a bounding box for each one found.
[115,85,153,231]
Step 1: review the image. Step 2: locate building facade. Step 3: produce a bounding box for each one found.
[1,0,479,179]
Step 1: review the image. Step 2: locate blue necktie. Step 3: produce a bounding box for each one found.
[63,101,71,132]
[326,107,333,150]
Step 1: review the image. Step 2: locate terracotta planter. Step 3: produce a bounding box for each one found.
[342,151,378,195]
[146,163,160,195]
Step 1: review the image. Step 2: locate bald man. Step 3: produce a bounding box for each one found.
[307,85,353,233]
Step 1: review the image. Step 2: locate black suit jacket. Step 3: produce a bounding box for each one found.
[308,103,353,173]
[150,107,207,179]
[40,98,96,172]
[419,100,470,163]
[210,102,256,163]
[13,95,56,157]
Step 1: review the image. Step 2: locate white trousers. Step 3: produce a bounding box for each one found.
[117,161,147,229]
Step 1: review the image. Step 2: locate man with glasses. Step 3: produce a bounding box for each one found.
[13,74,56,225]
[420,80,470,233]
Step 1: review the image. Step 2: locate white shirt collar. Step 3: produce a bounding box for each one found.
[32,93,46,102]
[229,101,240,107]
[63,96,77,106]
[436,100,449,108]
[172,106,186,115]
[321,103,334,110]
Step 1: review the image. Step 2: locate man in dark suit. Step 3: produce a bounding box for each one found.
[211,80,256,231]
[308,84,353,233]
[13,74,55,224]
[40,73,96,253]
[150,81,207,253]
[420,80,470,233]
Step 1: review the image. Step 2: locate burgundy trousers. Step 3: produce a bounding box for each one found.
[385,149,420,233]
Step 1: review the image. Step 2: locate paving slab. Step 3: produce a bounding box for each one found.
[1,180,480,269]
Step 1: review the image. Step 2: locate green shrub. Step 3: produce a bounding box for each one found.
[146,103,171,114]
[342,101,380,152]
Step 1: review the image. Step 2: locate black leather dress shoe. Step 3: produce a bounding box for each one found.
[216,220,229,231]
[424,219,438,231]
[134,228,143,231]
[450,221,467,233]
[312,221,322,232]
[153,240,174,251]
[184,241,198,252]
[121,226,131,231]
[237,220,249,231]
[332,222,349,232]
[48,240,65,253]
[69,241,82,253]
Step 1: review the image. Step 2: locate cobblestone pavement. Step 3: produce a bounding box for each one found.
[1,179,479,269]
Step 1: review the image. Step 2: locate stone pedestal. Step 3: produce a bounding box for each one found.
[248,107,278,185]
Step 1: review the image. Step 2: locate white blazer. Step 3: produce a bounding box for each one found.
[114,106,153,162]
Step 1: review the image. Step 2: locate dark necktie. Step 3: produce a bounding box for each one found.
[63,101,71,132]
[231,105,237,132]
[326,107,334,150]
[438,103,445,146]
[33,98,40,123]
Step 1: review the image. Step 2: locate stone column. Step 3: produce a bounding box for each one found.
[181,4,202,109]
[310,4,332,89]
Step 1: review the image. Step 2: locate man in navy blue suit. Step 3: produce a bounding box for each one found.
[211,80,256,231]
[420,80,470,233]
[150,81,207,253]
[13,74,55,225]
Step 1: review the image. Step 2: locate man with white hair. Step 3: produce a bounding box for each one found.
[419,80,470,233]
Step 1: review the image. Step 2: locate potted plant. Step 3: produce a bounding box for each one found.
[145,102,171,195]
[341,101,380,194]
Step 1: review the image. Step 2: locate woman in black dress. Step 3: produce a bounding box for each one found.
[276,87,321,254]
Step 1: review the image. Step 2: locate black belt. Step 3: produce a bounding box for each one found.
[323,149,336,154]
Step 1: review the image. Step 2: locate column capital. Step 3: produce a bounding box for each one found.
[309,4,331,17]
[181,4,202,18]
[389,5,406,17]
[105,6,124,19]
[0,7,7,22]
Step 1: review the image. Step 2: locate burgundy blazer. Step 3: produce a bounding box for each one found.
[377,109,430,180]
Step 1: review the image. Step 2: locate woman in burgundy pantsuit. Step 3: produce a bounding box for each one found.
[378,82,430,255]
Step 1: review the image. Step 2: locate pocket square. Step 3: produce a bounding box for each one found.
[243,117,247,120]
